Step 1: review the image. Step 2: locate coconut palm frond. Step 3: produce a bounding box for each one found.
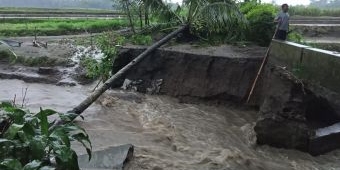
[183,0,206,23]
[143,0,183,23]
[194,1,248,34]
[0,40,17,59]
[188,0,248,41]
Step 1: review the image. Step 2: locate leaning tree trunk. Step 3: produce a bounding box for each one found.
[68,25,188,120]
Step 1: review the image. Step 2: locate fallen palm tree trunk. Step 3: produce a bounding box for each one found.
[68,25,188,120]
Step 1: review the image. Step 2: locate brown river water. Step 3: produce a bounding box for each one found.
[0,79,340,170]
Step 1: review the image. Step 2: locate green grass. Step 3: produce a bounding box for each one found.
[290,6,340,16]
[0,7,121,14]
[0,19,129,37]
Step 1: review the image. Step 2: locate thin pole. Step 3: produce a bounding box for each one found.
[246,27,279,103]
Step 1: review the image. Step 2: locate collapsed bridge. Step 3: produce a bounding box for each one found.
[113,41,340,156]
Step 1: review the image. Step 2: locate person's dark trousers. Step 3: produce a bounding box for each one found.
[274,29,287,40]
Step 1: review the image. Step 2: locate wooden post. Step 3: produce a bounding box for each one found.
[34,27,37,41]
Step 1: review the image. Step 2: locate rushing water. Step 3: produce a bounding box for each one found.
[1,79,340,170]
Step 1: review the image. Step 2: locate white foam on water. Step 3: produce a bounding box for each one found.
[315,122,340,137]
[58,45,104,85]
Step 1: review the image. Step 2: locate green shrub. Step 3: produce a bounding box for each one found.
[81,32,126,81]
[288,31,305,44]
[0,102,92,170]
[80,57,100,79]
[241,2,277,46]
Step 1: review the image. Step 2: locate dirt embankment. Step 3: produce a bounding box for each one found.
[112,44,266,103]
[0,37,95,86]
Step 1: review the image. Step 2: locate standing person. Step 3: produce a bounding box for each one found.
[274,4,290,40]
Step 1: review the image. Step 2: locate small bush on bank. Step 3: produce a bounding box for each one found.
[288,31,305,44]
[241,2,277,46]
[81,32,126,81]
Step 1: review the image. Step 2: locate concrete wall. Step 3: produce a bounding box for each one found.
[269,40,340,94]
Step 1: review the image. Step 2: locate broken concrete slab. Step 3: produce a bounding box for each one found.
[78,144,134,170]
[255,66,340,156]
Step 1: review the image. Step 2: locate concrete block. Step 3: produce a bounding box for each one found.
[78,144,134,170]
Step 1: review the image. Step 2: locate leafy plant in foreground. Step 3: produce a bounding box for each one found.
[0,102,92,170]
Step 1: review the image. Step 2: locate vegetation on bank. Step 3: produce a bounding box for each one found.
[79,1,275,81]
[0,101,91,170]
[0,19,128,37]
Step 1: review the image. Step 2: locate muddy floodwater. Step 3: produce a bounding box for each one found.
[0,79,340,170]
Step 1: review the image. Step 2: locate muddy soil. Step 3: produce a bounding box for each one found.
[12,43,75,62]
[0,37,99,86]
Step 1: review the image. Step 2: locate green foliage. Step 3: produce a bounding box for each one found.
[0,101,92,170]
[81,32,125,81]
[80,57,100,79]
[288,31,305,44]
[241,2,277,46]
[129,34,152,45]
[119,0,248,43]
[0,19,129,37]
[289,6,340,16]
[186,0,248,42]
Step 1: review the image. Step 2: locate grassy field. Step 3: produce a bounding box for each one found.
[0,18,129,37]
[0,7,121,14]
[290,6,340,17]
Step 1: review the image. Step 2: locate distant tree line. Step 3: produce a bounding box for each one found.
[310,0,340,8]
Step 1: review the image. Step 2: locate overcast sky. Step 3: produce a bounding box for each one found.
[170,0,311,6]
